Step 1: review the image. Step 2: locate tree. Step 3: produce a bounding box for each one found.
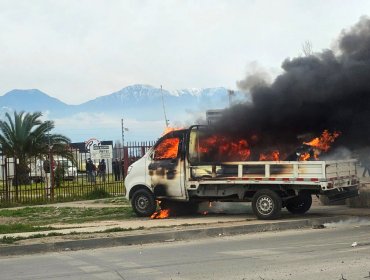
[0,111,72,184]
[302,40,313,56]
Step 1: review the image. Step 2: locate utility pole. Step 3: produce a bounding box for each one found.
[160,85,169,127]
[47,121,54,199]
[121,117,129,157]
[121,118,125,147]
[228,89,235,107]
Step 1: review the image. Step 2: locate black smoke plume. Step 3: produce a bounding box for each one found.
[216,16,370,158]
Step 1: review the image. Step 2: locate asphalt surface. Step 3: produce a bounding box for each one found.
[1,221,369,280]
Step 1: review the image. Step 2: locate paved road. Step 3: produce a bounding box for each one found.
[1,221,370,280]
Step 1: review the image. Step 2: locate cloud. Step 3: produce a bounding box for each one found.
[0,1,369,105]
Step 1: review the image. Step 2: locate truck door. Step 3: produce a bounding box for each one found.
[148,131,185,199]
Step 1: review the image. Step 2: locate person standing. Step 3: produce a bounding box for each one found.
[43,158,51,197]
[113,158,120,181]
[86,158,96,182]
[99,159,106,182]
[121,158,125,179]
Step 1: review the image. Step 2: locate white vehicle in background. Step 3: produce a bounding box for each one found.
[56,159,77,181]
[0,157,16,181]
[29,157,77,182]
[29,159,44,183]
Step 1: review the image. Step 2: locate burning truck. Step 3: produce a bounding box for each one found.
[125,17,370,219]
[125,126,359,219]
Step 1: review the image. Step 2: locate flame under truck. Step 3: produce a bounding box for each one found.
[125,125,359,219]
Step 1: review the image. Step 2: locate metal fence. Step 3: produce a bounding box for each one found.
[0,141,155,207]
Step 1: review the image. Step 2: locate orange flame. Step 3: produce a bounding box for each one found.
[304,130,340,152]
[150,209,170,219]
[300,130,341,161]
[259,150,280,161]
[153,137,179,160]
[299,152,311,161]
[198,135,251,161]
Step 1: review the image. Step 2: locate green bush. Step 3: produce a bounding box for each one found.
[85,188,111,199]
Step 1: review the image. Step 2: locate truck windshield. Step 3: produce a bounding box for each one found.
[153,137,180,160]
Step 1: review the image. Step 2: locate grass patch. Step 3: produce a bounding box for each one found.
[102,226,145,233]
[0,198,134,235]
[84,188,111,199]
[1,236,22,244]
[0,205,135,228]
[0,223,54,234]
[0,232,66,244]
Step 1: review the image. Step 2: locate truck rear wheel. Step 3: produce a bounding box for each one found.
[252,189,282,220]
[131,189,157,217]
[286,192,312,214]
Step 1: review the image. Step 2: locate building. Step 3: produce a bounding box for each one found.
[206,109,224,125]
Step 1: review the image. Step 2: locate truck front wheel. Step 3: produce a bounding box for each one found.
[286,192,312,214]
[131,189,156,217]
[252,189,282,220]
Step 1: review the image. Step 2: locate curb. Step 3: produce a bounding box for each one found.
[0,215,350,256]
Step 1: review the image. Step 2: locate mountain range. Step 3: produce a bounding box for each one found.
[0,85,249,142]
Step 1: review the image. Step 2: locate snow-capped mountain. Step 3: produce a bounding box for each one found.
[0,89,70,115]
[0,85,249,141]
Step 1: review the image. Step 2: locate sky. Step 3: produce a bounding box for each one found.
[1,0,369,105]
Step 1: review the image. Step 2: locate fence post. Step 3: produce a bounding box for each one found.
[141,146,146,158]
[123,147,129,179]
[50,155,54,201]
[14,157,18,202]
[4,157,9,202]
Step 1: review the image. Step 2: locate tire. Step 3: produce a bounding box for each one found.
[286,192,312,215]
[160,200,199,216]
[252,189,282,220]
[131,189,157,217]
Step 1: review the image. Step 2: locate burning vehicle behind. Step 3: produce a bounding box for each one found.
[125,126,359,220]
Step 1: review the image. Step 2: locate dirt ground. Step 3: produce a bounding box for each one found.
[0,217,20,225]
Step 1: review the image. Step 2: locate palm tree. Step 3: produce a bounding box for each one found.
[0,111,72,184]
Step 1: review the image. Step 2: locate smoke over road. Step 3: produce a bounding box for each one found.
[216,16,370,156]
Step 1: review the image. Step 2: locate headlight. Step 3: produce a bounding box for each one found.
[127,165,133,174]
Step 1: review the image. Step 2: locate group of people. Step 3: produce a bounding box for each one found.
[86,158,107,182]
[112,158,124,181]
[85,158,124,182]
